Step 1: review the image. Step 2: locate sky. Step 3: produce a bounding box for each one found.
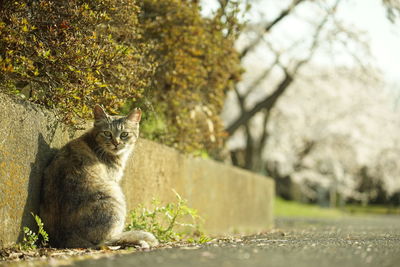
[339,0,400,83]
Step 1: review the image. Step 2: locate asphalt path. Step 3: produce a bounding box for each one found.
[70,215,400,267]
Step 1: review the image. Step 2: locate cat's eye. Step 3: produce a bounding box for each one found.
[120,132,129,138]
[103,131,112,138]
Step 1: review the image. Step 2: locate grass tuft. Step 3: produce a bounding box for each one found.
[126,190,211,244]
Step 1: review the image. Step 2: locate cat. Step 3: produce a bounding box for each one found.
[39,105,158,248]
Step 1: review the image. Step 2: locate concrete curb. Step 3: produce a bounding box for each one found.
[0,94,274,248]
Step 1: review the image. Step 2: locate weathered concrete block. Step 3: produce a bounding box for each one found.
[124,140,274,234]
[0,94,72,248]
[0,94,274,247]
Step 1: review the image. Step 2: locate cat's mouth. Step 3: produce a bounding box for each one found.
[103,144,121,153]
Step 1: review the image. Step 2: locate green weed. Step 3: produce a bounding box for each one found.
[126,190,211,244]
[19,213,49,250]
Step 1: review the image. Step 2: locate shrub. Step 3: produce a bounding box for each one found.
[0,0,241,155]
[139,0,241,154]
[0,0,154,125]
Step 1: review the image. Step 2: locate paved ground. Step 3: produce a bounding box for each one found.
[69,215,400,267]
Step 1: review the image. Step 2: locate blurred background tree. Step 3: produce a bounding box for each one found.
[213,0,400,206]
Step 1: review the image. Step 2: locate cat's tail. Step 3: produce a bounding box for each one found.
[106,230,159,248]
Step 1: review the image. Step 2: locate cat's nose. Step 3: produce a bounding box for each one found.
[112,140,120,147]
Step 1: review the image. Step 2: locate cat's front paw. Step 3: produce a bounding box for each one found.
[136,240,150,249]
[108,230,159,248]
[138,230,159,247]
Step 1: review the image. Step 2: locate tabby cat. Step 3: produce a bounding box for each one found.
[39,105,158,248]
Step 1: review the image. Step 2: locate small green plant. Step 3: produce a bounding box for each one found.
[126,190,211,243]
[19,213,49,250]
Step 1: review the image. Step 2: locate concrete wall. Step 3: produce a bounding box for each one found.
[0,94,274,248]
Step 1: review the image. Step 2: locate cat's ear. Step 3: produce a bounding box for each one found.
[126,108,142,123]
[93,105,108,121]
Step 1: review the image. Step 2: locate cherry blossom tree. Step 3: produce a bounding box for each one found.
[263,67,400,204]
[204,0,400,204]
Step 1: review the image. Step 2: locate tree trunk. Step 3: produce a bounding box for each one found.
[226,73,293,136]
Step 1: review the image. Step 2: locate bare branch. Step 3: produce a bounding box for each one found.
[226,0,341,136]
[294,0,341,72]
[226,71,293,135]
[233,84,245,111]
[240,0,307,59]
[327,17,373,73]
[256,108,272,164]
[242,55,280,99]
